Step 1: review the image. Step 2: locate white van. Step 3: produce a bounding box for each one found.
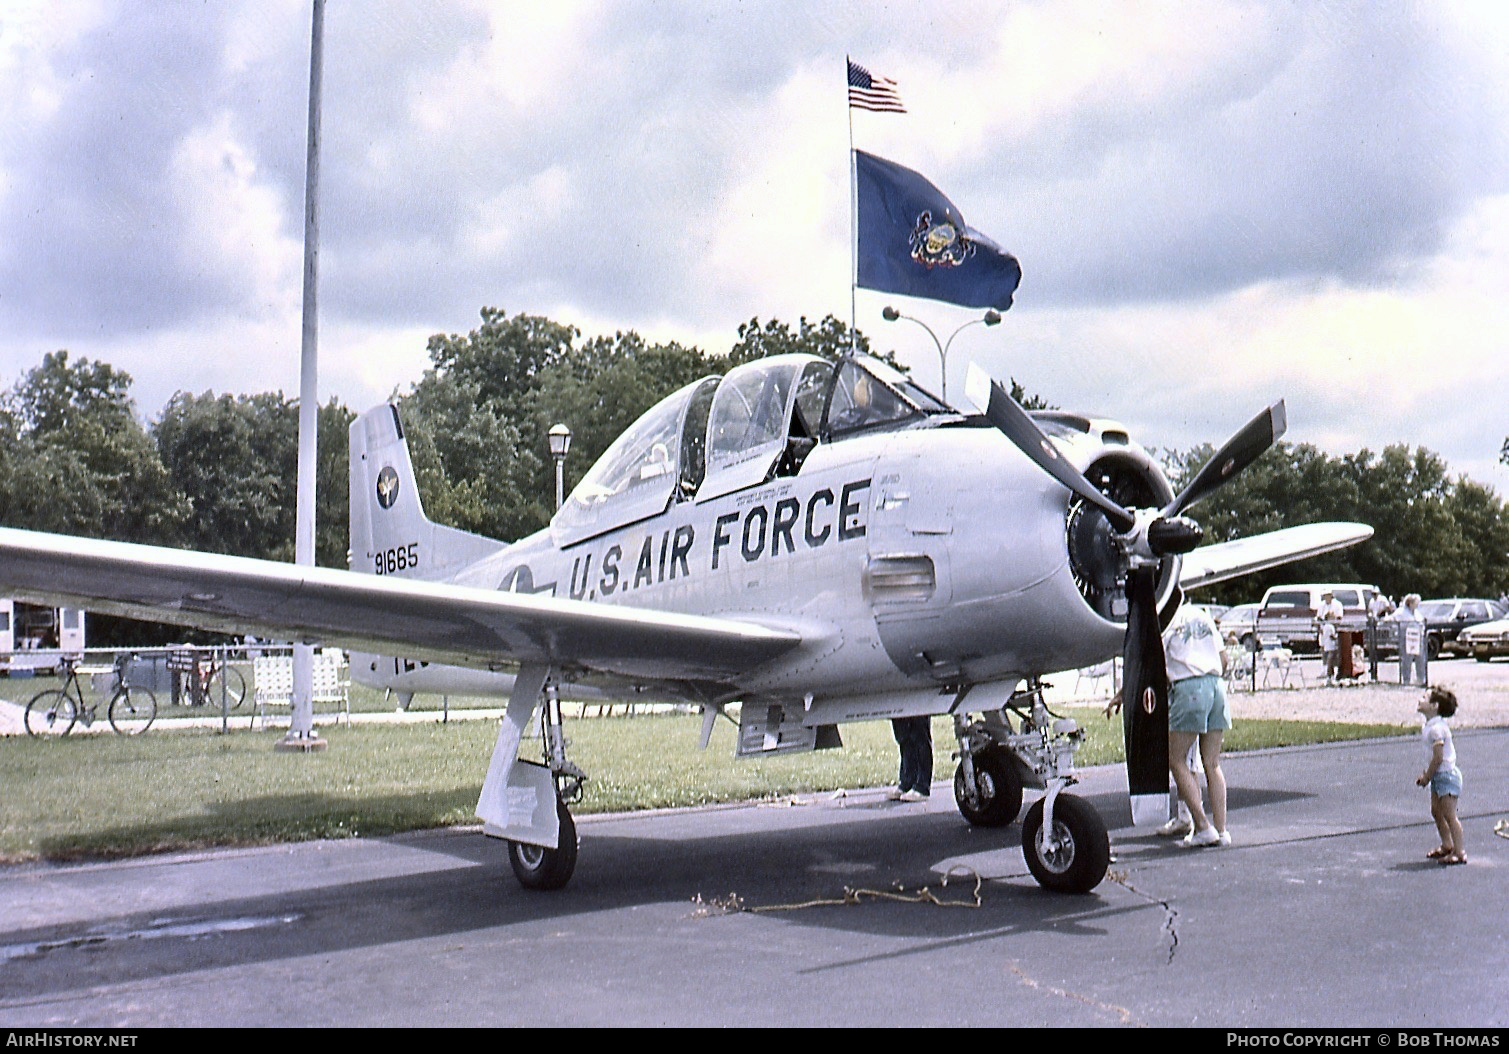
[1255,583,1380,652]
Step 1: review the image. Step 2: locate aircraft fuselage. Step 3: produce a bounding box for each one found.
[358,420,1173,724]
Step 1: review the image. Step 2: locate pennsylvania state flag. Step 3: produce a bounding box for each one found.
[855,150,1021,311]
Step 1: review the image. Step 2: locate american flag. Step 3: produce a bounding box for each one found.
[847,59,905,113]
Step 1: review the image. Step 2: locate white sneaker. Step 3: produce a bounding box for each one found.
[886,788,905,801]
[899,789,929,803]
[1156,816,1192,837]
[1218,830,1232,847]
[1180,827,1221,848]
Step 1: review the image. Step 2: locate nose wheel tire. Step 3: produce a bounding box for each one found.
[953,746,1024,827]
[508,797,578,891]
[1021,794,1110,894]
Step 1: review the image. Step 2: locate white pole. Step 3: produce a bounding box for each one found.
[282,0,327,752]
[847,57,857,355]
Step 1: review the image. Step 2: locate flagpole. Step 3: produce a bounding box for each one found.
[281,0,327,754]
[847,57,858,356]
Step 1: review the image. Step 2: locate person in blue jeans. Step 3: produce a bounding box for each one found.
[888,716,932,802]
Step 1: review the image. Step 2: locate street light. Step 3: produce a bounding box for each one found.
[548,423,572,510]
[881,306,1001,403]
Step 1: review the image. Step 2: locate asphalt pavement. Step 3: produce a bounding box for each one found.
[1,726,1504,1028]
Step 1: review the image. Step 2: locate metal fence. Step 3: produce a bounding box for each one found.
[0,643,346,733]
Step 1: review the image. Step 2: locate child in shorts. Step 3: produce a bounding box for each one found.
[1416,686,1465,865]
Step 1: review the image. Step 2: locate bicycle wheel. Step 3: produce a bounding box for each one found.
[201,664,247,710]
[109,687,158,735]
[25,690,78,737]
[221,665,247,710]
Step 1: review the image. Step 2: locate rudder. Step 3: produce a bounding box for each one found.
[349,403,507,581]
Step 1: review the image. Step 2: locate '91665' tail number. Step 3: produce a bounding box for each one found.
[374,543,419,575]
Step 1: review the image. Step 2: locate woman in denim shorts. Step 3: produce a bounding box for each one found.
[1164,605,1231,848]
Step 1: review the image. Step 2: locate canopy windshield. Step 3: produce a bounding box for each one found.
[825,353,947,437]
[553,377,714,545]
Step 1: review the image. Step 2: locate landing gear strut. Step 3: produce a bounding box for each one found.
[479,666,586,892]
[952,681,1110,894]
[505,678,585,891]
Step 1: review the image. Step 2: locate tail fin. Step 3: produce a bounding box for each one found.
[349,403,509,580]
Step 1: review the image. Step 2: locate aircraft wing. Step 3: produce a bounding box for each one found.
[0,527,801,683]
[1178,522,1374,590]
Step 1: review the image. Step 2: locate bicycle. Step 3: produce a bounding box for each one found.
[24,655,158,736]
[172,649,245,706]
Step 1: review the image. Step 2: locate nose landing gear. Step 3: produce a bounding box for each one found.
[952,682,1110,894]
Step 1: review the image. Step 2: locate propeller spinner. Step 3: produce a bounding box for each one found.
[964,364,1286,824]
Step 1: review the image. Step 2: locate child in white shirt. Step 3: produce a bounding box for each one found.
[1415,686,1465,865]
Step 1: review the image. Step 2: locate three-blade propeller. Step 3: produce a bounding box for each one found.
[964,364,1286,823]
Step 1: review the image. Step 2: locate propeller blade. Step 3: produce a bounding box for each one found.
[1164,399,1287,517]
[1121,565,1170,826]
[964,364,1136,533]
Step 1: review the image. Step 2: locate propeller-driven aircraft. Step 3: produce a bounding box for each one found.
[0,351,1370,894]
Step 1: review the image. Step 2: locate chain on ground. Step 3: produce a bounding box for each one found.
[688,865,984,917]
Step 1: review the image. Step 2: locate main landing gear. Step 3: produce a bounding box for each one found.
[478,668,585,892]
[508,795,578,891]
[952,682,1110,894]
[508,678,585,891]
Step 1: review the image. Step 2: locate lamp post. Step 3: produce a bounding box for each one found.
[548,424,572,510]
[881,306,1001,403]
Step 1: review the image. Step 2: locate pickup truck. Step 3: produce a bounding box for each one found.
[1254,583,1381,654]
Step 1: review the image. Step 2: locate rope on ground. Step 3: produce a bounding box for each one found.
[689,864,984,917]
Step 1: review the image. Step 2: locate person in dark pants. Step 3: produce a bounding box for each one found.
[888,716,933,802]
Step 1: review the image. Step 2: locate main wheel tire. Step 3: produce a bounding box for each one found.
[25,690,77,737]
[1426,635,1441,662]
[109,688,157,735]
[1021,794,1110,894]
[953,746,1024,827]
[508,798,579,891]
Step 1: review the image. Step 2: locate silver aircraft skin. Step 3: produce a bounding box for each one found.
[0,351,1372,893]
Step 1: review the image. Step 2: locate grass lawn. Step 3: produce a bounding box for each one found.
[0,706,1410,863]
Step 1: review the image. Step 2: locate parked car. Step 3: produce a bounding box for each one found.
[1415,598,1508,660]
[1452,607,1509,662]
[1217,603,1260,649]
[1255,583,1380,653]
[1190,602,1228,624]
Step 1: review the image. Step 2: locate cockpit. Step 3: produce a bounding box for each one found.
[552,353,950,545]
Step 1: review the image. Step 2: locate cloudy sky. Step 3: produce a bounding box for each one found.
[2,0,1507,491]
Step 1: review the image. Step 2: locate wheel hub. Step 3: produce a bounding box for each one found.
[1035,820,1077,874]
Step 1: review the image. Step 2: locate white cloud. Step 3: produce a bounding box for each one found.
[1,0,1506,497]
[168,111,301,315]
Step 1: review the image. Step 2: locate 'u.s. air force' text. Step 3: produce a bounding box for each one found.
[560,480,870,601]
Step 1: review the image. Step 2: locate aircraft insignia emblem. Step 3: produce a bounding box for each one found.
[376,467,400,509]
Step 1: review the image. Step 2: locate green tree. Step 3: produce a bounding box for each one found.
[153,391,353,567]
[0,351,186,544]
[1166,439,1509,603]
[727,315,872,366]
